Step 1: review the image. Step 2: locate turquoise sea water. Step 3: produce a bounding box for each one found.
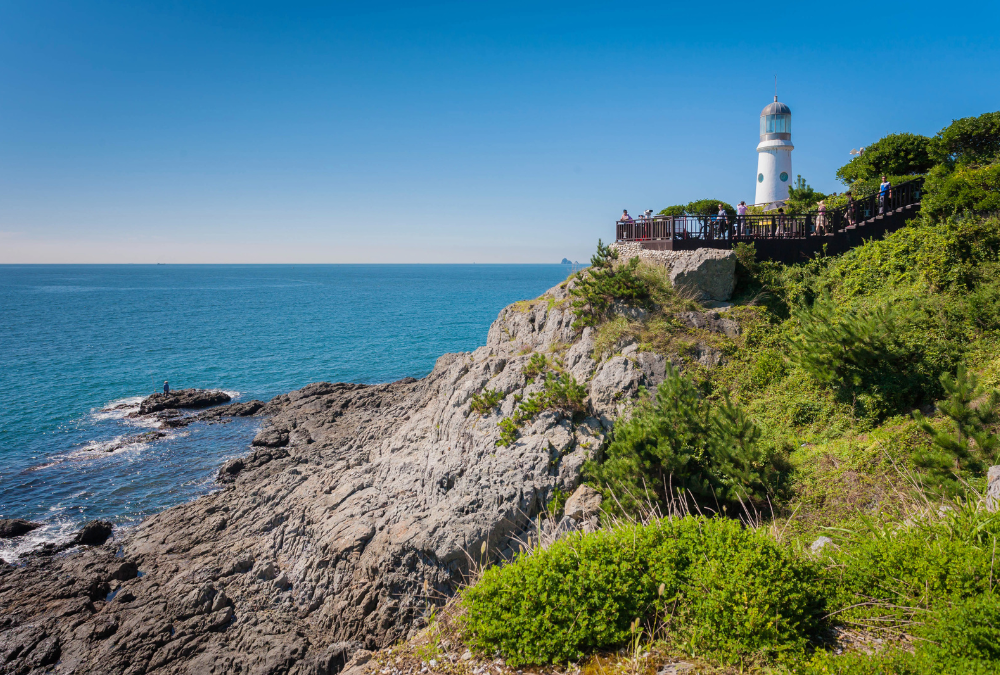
[0,264,572,560]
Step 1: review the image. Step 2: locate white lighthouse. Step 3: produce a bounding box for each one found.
[754,96,793,206]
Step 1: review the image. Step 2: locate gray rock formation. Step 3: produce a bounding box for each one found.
[0,280,678,674]
[137,389,232,415]
[986,465,1000,512]
[669,249,736,302]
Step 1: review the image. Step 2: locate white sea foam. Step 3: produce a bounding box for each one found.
[93,396,144,421]
[0,518,79,564]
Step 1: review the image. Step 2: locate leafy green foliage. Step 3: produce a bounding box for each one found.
[586,365,790,513]
[570,240,648,328]
[785,175,826,214]
[461,517,824,667]
[836,132,934,185]
[930,111,1000,166]
[469,389,505,415]
[914,366,1000,487]
[657,204,686,216]
[919,111,1000,218]
[922,162,1000,218]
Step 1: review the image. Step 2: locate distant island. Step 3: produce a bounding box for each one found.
[560,258,580,265]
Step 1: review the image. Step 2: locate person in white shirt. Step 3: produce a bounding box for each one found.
[737,201,748,236]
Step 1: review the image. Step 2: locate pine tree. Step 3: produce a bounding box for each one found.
[914,365,1000,479]
[570,240,648,327]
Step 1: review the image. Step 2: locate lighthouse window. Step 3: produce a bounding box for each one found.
[758,173,764,183]
[780,172,789,182]
[760,114,791,135]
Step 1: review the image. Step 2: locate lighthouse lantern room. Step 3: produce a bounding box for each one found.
[755,96,794,206]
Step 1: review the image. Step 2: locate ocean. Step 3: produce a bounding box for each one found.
[0,264,574,561]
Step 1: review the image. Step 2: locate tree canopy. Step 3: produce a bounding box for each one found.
[836,133,934,186]
[930,111,1000,166]
[659,200,735,217]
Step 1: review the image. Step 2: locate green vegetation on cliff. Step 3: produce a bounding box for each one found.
[456,111,1000,673]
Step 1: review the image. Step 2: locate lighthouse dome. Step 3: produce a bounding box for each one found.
[760,100,791,116]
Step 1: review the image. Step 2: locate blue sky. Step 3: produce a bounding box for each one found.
[1,1,997,263]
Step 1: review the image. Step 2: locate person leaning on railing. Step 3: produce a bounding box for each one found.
[737,201,747,237]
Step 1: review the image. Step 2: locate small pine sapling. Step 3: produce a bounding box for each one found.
[914,365,1000,479]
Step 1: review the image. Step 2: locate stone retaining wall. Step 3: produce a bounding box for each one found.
[610,242,736,302]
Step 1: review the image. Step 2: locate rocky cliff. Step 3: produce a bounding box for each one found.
[0,280,674,675]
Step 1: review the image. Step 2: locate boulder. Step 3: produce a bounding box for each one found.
[563,485,603,521]
[669,248,736,301]
[74,520,113,546]
[987,466,1000,511]
[137,389,231,415]
[0,519,42,539]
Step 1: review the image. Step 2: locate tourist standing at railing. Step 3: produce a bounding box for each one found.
[737,202,747,236]
[621,209,633,222]
[716,204,728,239]
[879,176,891,215]
[845,193,856,226]
[776,207,786,237]
[816,200,827,235]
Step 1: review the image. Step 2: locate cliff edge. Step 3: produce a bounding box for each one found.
[0,279,673,675]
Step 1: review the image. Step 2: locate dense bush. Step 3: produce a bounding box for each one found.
[920,111,1000,218]
[586,365,790,513]
[461,517,825,666]
[921,162,1000,218]
[835,132,934,185]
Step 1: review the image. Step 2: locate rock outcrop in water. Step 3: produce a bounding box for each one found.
[0,520,41,540]
[137,389,232,415]
[0,281,673,674]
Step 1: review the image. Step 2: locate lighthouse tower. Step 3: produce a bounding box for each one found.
[755,96,793,206]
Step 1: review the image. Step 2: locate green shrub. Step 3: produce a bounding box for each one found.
[496,369,588,447]
[921,162,1000,219]
[461,517,824,667]
[570,240,649,327]
[521,353,547,382]
[586,365,790,514]
[469,389,505,415]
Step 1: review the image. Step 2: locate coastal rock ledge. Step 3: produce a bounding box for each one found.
[0,280,671,675]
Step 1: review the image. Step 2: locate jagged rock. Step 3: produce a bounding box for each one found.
[0,519,42,539]
[564,485,603,521]
[74,520,113,546]
[986,466,1000,512]
[0,279,673,674]
[669,248,736,301]
[137,389,232,415]
[252,426,290,447]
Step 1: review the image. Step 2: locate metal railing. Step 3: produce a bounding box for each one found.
[615,177,924,243]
